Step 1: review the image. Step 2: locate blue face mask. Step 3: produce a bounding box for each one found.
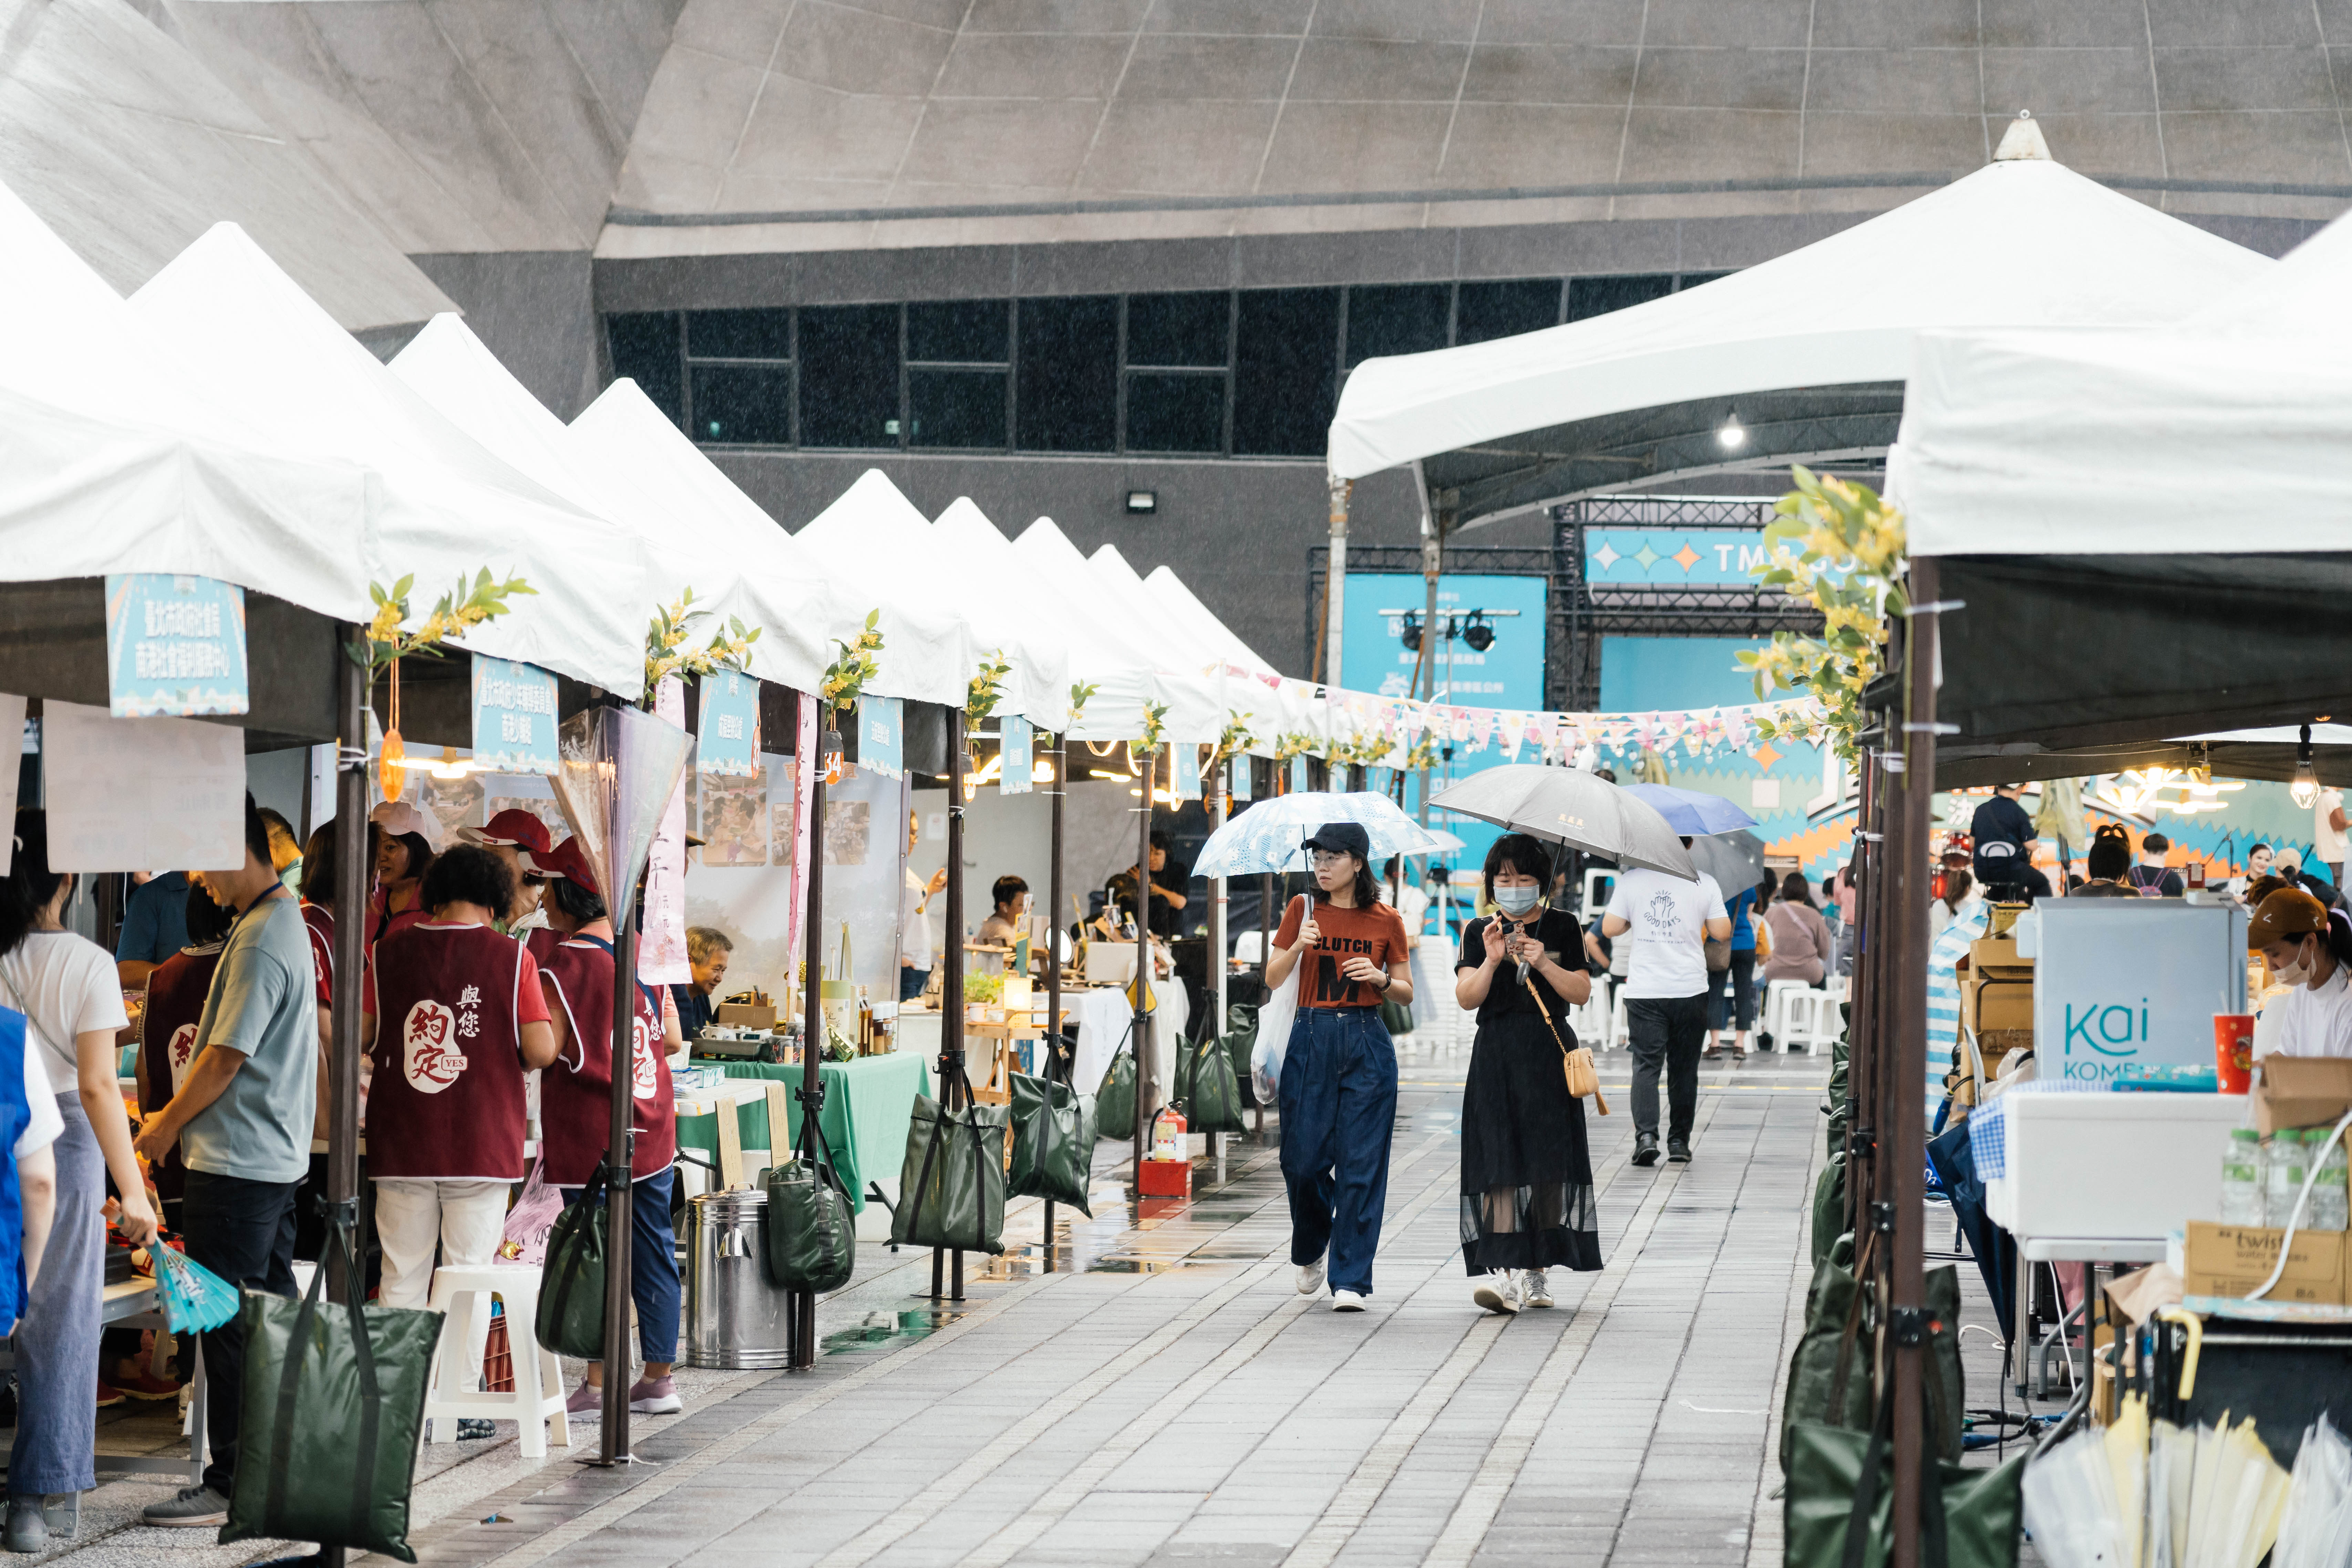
[1493,884,1541,917]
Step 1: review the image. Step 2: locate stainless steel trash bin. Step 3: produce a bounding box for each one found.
[685,1189,793,1369]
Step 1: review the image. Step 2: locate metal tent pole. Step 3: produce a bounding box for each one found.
[599,876,639,1463]
[1132,746,1157,1174]
[935,707,968,1302]
[792,720,829,1369]
[1043,730,1065,1265]
[1207,752,1227,1164]
[318,635,372,1568]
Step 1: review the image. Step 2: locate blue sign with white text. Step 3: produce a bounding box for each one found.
[470,656,559,774]
[1001,715,1032,795]
[860,695,904,780]
[697,671,760,777]
[1173,742,1201,802]
[104,574,248,717]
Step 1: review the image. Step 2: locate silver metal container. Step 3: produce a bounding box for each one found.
[685,1189,792,1369]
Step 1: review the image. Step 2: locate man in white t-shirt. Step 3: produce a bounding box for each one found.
[2317,787,2347,889]
[899,811,945,1002]
[1602,846,1730,1168]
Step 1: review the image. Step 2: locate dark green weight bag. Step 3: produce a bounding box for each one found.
[890,1093,1009,1254]
[1009,1072,1096,1215]
[766,1107,857,1293]
[535,1160,610,1361]
[1095,1044,1137,1142]
[1180,1031,1248,1136]
[223,1214,445,1563]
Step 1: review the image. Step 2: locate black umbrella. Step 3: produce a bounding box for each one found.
[1688,830,1768,893]
[1429,765,1697,880]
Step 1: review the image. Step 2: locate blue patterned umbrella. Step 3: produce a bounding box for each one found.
[1192,791,1449,878]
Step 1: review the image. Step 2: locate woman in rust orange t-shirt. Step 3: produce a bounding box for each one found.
[1264,822,1413,1313]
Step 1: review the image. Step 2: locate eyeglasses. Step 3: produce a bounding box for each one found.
[1308,850,1353,870]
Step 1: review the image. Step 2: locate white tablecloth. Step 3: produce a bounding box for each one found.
[1069,983,1190,1102]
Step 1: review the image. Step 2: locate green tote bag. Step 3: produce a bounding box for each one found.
[1182,1030,1248,1136]
[890,1093,1010,1254]
[1009,1072,1096,1215]
[222,1216,445,1563]
[1094,1046,1137,1142]
[766,1111,857,1293]
[535,1162,610,1361]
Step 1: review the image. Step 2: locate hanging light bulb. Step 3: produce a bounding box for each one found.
[2291,723,2320,809]
[1718,408,1747,450]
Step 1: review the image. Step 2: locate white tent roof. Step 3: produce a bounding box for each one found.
[1141,565,1278,679]
[0,182,373,617]
[128,225,648,695]
[786,472,980,710]
[1893,203,2352,557]
[1327,155,2271,487]
[391,319,830,694]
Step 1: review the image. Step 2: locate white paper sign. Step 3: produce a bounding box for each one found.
[638,677,693,987]
[42,701,244,872]
[0,695,24,876]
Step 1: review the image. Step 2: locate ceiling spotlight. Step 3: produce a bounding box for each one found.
[2292,722,2320,809]
[1718,409,1747,451]
[1400,610,1422,653]
[1461,611,1496,653]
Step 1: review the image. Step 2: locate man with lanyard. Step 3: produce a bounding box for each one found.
[460,809,559,959]
[358,845,558,1441]
[132,797,321,1527]
[532,837,686,1416]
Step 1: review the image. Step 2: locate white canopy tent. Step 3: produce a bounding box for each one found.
[1326,143,2271,522]
[389,318,831,695]
[1141,566,1279,680]
[785,471,982,712]
[128,225,649,697]
[0,181,373,618]
[1010,521,1224,743]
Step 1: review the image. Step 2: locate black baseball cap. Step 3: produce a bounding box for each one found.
[1301,821,1371,860]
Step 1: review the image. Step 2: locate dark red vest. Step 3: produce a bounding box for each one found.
[140,945,224,1199]
[301,902,334,1006]
[366,922,529,1180]
[537,938,674,1185]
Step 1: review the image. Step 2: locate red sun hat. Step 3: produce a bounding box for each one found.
[461,809,556,861]
[534,836,599,896]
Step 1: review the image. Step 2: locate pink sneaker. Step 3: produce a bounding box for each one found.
[565,1381,601,1415]
[629,1376,681,1415]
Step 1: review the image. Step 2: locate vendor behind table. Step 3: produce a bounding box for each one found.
[2248,885,2352,1059]
[672,925,733,1040]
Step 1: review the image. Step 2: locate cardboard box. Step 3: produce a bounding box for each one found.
[2177,1220,2346,1305]
[1961,976,2034,1034]
[2253,1055,2352,1136]
[1969,935,2033,978]
[717,1002,777,1030]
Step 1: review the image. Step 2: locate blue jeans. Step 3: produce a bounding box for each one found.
[1277,1007,1397,1296]
[560,1169,681,1364]
[899,966,930,1002]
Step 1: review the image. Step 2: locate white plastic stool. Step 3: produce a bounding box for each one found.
[1781,990,1839,1055]
[422,1265,568,1457]
[1568,976,1610,1049]
[1606,990,1631,1051]
[1762,978,1812,1048]
[1232,930,1266,964]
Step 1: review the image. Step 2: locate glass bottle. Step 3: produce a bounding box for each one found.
[2310,1130,2350,1233]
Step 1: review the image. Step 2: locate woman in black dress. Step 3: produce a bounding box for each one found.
[1455,834,1604,1314]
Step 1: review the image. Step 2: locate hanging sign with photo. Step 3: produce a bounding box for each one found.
[104,574,248,718]
[697,670,760,777]
[860,695,904,780]
[1001,714,1033,795]
[470,655,559,775]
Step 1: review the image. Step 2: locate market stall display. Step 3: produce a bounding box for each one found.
[675,1055,931,1217]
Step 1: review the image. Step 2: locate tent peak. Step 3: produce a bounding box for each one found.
[1992,111,2052,162]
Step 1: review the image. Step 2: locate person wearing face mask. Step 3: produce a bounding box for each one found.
[1453,835,1601,1315]
[2249,887,2352,1058]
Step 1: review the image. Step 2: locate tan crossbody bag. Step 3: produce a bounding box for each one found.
[1521,969,1608,1116]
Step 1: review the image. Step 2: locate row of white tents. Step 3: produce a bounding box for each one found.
[0,178,1316,752]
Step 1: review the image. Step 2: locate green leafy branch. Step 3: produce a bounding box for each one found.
[821,610,885,714]
[645,588,760,701]
[1138,700,1170,752]
[1067,680,1099,729]
[353,569,535,673]
[966,649,1012,727]
[1737,466,1907,759]
[1211,713,1258,771]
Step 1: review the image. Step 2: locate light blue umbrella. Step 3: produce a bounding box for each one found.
[1620,783,1758,837]
[1192,791,1449,878]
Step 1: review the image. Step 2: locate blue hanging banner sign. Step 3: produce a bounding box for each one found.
[470,656,560,774]
[104,574,249,718]
[860,695,904,780]
[697,670,760,777]
[1001,715,1032,795]
[1290,755,1309,795]
[1232,754,1252,801]
[1173,742,1200,802]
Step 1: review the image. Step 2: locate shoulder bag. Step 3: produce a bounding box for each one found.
[1248,897,1307,1100]
[1520,967,1608,1116]
[534,1162,609,1361]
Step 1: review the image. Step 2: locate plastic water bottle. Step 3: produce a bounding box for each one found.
[2265,1130,2314,1229]
[2310,1131,2350,1234]
[2220,1128,2265,1226]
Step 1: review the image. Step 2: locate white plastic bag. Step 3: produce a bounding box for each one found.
[498,1156,564,1267]
[1249,896,1304,1103]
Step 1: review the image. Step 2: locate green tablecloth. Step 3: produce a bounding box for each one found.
[675,1053,931,1213]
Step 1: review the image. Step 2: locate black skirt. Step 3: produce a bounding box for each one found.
[1459,1010,1603,1275]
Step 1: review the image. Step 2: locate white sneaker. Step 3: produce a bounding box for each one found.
[1296,1257,1326,1296]
[1472,1274,1519,1315]
[1521,1269,1554,1308]
[1331,1289,1366,1312]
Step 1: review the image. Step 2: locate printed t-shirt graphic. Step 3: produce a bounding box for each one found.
[537,936,676,1183]
[363,921,548,1181]
[1272,896,1410,1008]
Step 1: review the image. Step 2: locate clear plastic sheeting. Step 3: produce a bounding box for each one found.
[2275,1417,2352,1568]
[549,705,695,932]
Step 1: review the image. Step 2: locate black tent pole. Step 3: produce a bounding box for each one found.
[935,706,968,1302]
[792,709,828,1369]
[1043,729,1065,1266]
[599,862,638,1463]
[1132,747,1157,1173]
[320,629,370,1568]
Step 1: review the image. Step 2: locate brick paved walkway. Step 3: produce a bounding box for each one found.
[52,1029,1844,1568]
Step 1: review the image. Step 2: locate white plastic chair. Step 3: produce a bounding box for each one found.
[1232,930,1265,965]
[1606,989,1631,1051]
[423,1265,569,1457]
[1762,978,1812,1048]
[1569,975,1611,1049]
[1781,989,1840,1055]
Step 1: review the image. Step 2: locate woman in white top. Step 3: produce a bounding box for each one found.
[0,811,159,1551]
[2248,886,2352,1059]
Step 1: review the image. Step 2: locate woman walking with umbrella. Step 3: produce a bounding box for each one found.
[1454,834,1603,1313]
[1264,822,1414,1312]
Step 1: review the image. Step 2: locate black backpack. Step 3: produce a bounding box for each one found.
[1970,800,2030,890]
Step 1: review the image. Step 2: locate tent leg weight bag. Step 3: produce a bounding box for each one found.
[1009,1073,1096,1215]
[890,1093,1009,1254]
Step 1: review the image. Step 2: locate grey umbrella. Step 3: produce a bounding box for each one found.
[1429,765,1698,880]
[1687,830,1768,894]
